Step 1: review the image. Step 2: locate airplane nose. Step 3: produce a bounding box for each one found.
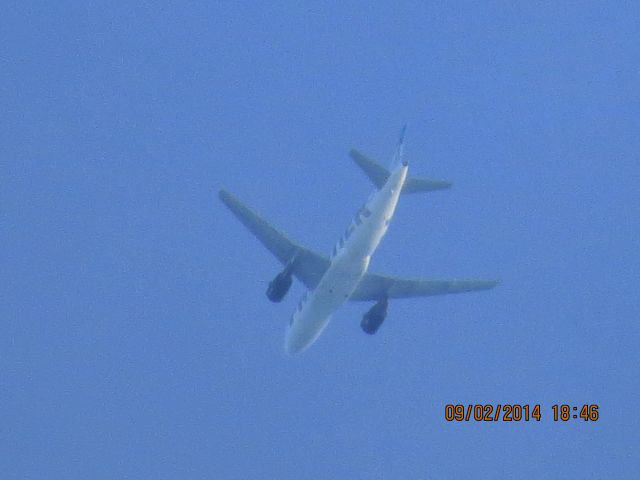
[284,336,304,355]
[284,312,330,355]
[284,327,304,355]
[284,342,299,355]
[285,324,316,355]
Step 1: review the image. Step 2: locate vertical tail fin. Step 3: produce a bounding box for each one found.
[390,124,408,170]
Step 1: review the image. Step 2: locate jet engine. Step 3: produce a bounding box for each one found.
[266,269,293,302]
[360,297,388,334]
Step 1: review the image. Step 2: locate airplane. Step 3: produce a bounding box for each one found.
[219,126,498,354]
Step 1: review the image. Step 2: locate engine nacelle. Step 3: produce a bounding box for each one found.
[360,297,388,334]
[266,270,293,302]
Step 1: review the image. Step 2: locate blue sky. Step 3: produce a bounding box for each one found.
[3,1,639,478]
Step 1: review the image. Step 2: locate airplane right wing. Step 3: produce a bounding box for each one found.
[219,189,330,290]
[349,272,498,301]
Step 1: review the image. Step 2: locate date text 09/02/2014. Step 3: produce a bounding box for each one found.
[444,404,599,422]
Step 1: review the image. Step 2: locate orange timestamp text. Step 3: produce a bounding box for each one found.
[444,404,600,422]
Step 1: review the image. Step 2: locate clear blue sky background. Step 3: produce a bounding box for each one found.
[3,2,639,478]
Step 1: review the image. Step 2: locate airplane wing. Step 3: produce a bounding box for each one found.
[349,273,498,301]
[219,190,330,289]
[219,189,497,300]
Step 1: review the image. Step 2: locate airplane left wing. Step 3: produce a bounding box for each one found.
[219,189,330,289]
[350,273,498,301]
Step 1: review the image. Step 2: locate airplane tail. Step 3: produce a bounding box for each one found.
[389,124,408,170]
[349,148,452,194]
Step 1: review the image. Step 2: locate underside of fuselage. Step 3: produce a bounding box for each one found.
[284,164,408,354]
[284,257,368,354]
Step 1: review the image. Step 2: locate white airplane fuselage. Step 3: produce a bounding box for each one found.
[285,163,408,354]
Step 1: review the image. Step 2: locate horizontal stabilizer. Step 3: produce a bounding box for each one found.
[349,149,389,189]
[349,149,452,193]
[403,176,452,193]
